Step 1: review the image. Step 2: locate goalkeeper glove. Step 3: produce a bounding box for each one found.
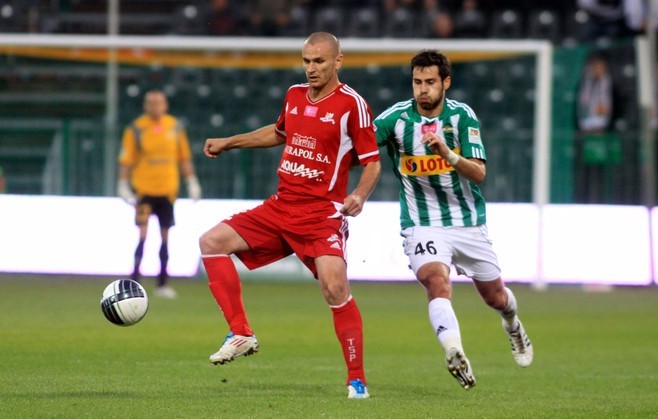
[117,179,136,206]
[186,175,202,201]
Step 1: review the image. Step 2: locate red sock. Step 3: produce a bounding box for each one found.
[202,255,253,336]
[331,297,366,385]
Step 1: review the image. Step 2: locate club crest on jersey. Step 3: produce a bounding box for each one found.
[320,112,335,124]
[291,133,317,149]
[421,123,438,134]
[304,106,318,117]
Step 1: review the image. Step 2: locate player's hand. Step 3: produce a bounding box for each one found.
[186,175,202,201]
[117,179,136,206]
[204,138,231,158]
[340,194,365,217]
[421,131,449,158]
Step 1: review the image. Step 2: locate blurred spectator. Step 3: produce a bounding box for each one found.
[577,53,615,133]
[452,0,486,38]
[0,164,5,194]
[384,0,443,37]
[623,0,658,36]
[247,0,299,36]
[202,0,248,36]
[575,52,620,203]
[576,0,627,42]
[429,11,455,38]
[384,0,439,12]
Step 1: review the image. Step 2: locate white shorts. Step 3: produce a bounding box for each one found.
[401,225,501,282]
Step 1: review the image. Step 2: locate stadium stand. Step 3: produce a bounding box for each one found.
[347,7,381,38]
[312,6,347,37]
[0,0,647,204]
[489,9,523,39]
[527,10,561,44]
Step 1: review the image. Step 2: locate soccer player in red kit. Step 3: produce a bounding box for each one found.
[200,32,381,399]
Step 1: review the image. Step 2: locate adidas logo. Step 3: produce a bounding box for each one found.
[290,107,298,115]
[231,338,247,346]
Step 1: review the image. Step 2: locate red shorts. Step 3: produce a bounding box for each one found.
[223,196,349,277]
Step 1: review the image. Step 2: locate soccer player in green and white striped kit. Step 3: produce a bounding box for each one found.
[374,50,533,390]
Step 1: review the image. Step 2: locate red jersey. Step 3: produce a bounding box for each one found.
[274,83,380,204]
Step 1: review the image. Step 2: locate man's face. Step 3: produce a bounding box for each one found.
[302,41,342,90]
[412,66,450,114]
[589,59,607,79]
[144,92,168,120]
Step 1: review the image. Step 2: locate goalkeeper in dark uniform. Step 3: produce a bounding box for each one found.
[117,89,201,298]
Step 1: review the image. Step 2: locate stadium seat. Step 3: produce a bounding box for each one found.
[562,9,590,45]
[313,6,346,37]
[139,66,172,91]
[172,66,205,92]
[453,7,487,38]
[383,8,418,38]
[489,9,523,39]
[284,6,310,37]
[527,10,561,43]
[0,0,26,32]
[172,3,205,35]
[347,7,381,38]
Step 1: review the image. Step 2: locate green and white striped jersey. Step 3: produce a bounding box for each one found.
[374,98,487,228]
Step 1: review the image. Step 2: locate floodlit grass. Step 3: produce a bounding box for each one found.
[1,274,657,418]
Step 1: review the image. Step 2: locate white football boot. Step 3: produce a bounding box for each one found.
[446,347,476,390]
[504,320,533,367]
[209,332,259,365]
[154,285,177,299]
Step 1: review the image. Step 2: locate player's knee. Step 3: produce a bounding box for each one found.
[319,275,350,304]
[199,227,233,255]
[325,284,350,305]
[199,231,218,254]
[417,268,451,295]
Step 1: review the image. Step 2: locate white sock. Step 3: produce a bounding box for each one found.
[428,297,462,354]
[499,287,519,331]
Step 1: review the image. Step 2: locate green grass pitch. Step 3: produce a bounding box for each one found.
[1,274,657,418]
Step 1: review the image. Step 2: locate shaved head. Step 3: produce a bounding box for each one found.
[302,32,343,100]
[304,32,341,58]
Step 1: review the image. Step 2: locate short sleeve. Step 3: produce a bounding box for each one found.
[458,112,486,161]
[374,115,393,147]
[349,103,379,166]
[118,125,138,166]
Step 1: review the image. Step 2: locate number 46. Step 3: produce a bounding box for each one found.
[414,241,437,255]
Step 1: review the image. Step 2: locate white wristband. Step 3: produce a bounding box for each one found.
[446,150,461,166]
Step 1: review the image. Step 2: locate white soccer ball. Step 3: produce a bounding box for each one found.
[100,279,149,326]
